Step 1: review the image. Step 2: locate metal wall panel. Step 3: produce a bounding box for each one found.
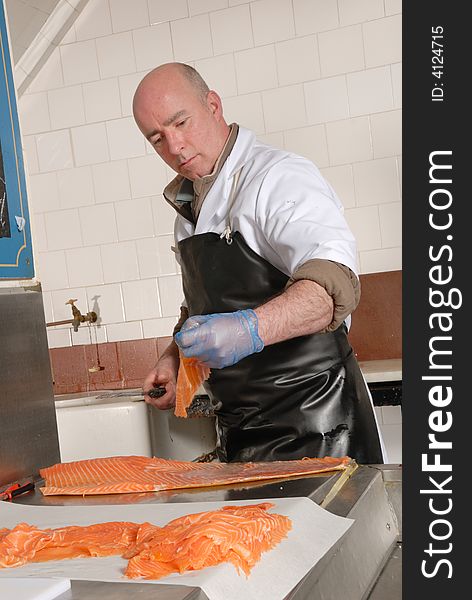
[0,288,60,486]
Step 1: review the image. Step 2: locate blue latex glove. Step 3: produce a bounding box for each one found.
[174,309,264,369]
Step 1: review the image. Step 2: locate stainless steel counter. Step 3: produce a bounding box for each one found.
[12,465,401,600]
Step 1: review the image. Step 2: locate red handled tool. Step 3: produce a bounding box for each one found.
[0,480,35,501]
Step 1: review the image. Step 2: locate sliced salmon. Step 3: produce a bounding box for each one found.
[39,455,351,496]
[124,503,292,579]
[0,504,291,581]
[174,353,210,418]
[0,522,139,568]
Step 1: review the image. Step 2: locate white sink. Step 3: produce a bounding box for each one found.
[54,392,152,463]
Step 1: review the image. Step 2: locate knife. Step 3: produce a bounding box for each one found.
[1,480,35,501]
[95,386,167,400]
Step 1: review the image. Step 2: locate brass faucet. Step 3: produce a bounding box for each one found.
[46,299,97,332]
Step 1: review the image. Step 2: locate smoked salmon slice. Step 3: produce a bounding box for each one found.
[0,504,290,580]
[175,353,210,417]
[0,521,140,568]
[39,455,352,496]
[124,503,291,579]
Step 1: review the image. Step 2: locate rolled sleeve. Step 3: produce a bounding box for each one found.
[286,259,360,332]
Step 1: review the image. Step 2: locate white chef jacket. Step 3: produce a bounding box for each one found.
[173,127,358,282]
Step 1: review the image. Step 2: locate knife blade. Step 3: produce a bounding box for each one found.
[95,386,166,400]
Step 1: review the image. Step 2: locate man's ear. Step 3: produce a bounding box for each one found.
[207,90,224,119]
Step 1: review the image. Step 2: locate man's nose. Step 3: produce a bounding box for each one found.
[166,131,184,156]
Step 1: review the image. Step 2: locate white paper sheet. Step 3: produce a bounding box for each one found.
[0,498,354,600]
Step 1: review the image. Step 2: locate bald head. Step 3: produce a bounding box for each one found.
[133,63,210,113]
[132,63,230,180]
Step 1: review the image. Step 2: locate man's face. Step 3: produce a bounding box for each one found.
[133,71,227,181]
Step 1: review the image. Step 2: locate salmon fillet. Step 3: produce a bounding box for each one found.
[39,455,351,496]
[175,353,210,418]
[0,504,290,580]
[0,521,140,568]
[124,503,291,579]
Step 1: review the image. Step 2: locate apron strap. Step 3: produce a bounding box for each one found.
[220,168,243,245]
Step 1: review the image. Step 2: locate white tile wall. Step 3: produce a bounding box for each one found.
[158,275,184,317]
[122,278,161,320]
[128,154,169,199]
[36,130,74,171]
[44,209,83,250]
[101,241,140,283]
[86,283,125,324]
[304,76,349,124]
[37,250,69,291]
[48,85,86,130]
[132,24,174,72]
[74,0,112,41]
[391,63,402,109]
[284,125,329,168]
[292,0,339,36]
[347,67,394,116]
[30,212,48,252]
[60,40,100,85]
[71,123,110,166]
[320,165,356,209]
[250,0,295,46]
[28,172,60,212]
[148,0,189,24]
[115,197,155,240]
[57,166,95,209]
[118,72,148,116]
[27,48,63,93]
[19,92,50,134]
[96,32,137,79]
[262,84,307,132]
[92,160,131,204]
[360,247,402,274]
[20,0,402,358]
[72,323,107,346]
[318,25,365,77]
[379,202,402,248]
[152,195,177,235]
[22,135,39,175]
[326,116,373,165]
[136,235,179,278]
[66,246,104,287]
[370,110,402,158]
[79,203,118,246]
[195,54,238,98]
[235,45,278,95]
[338,0,384,26]
[109,0,149,34]
[189,0,229,17]
[223,92,265,134]
[353,158,400,206]
[171,14,214,62]
[106,117,146,160]
[209,5,254,55]
[106,321,143,342]
[363,15,402,68]
[83,79,122,123]
[275,36,320,86]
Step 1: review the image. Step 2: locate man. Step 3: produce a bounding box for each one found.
[133,62,384,464]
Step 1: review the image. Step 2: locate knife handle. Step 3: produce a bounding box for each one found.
[147,386,166,399]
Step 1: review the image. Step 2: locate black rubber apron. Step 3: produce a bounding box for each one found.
[177,186,383,464]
